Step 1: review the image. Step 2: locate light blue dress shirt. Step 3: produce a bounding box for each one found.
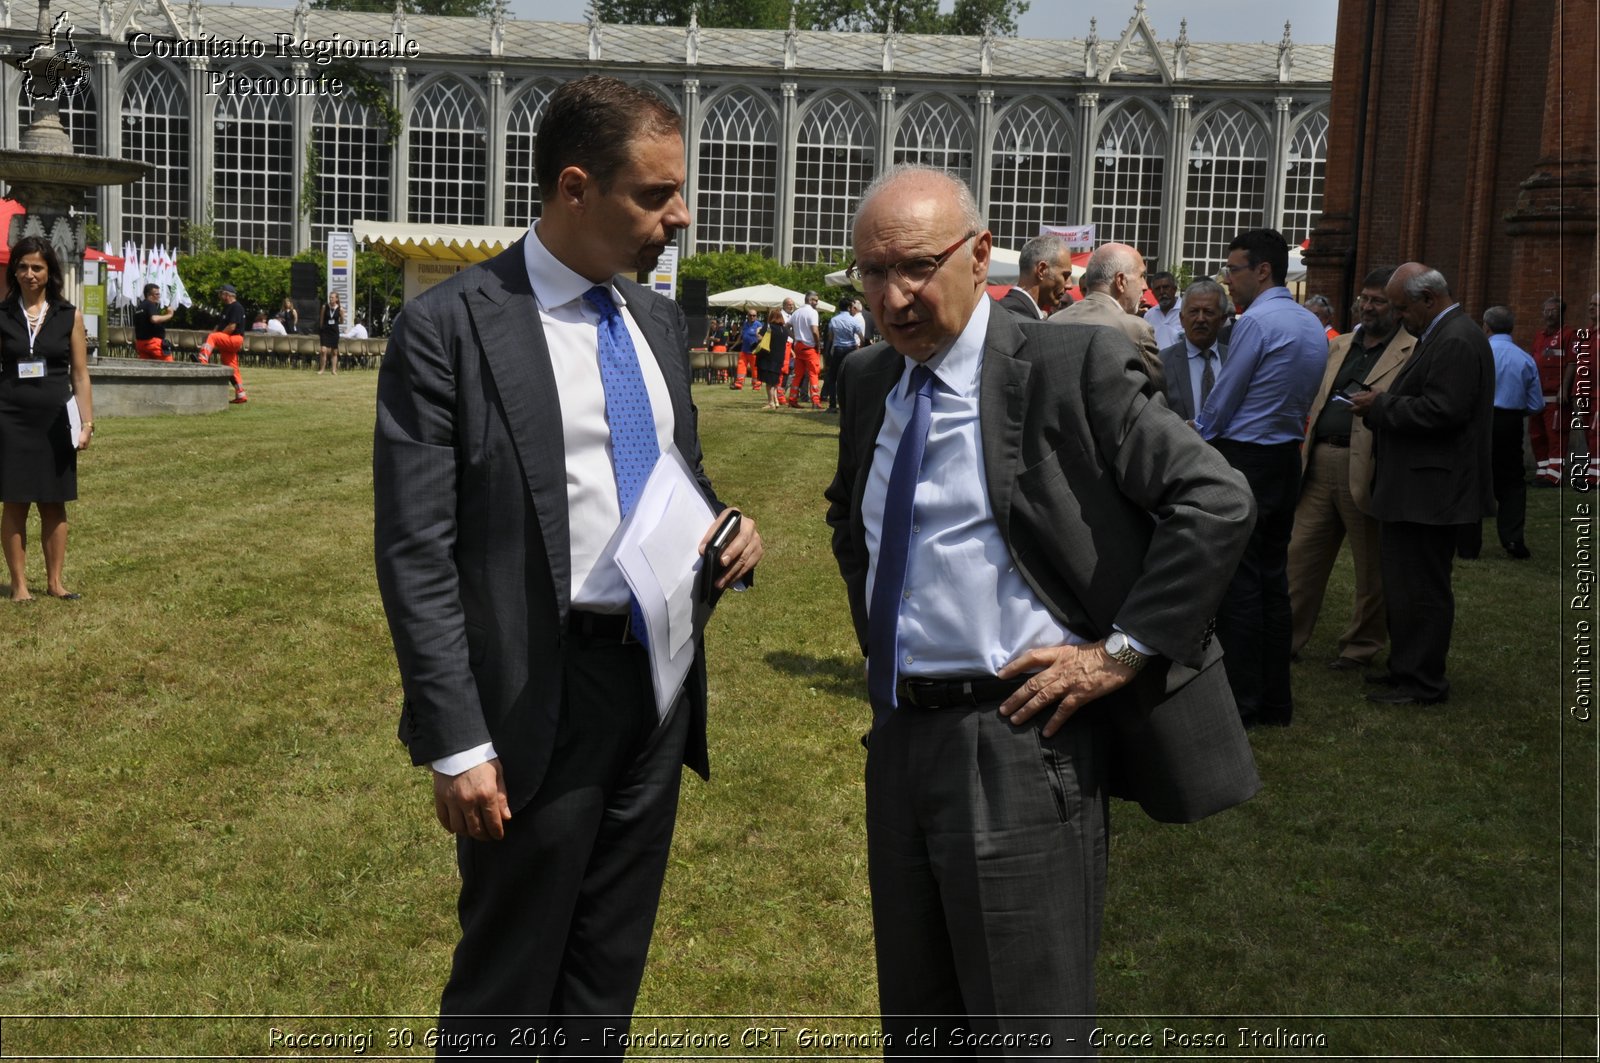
[1196,286,1327,443]
[1489,333,1545,413]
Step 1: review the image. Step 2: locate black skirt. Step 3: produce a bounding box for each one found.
[0,371,75,503]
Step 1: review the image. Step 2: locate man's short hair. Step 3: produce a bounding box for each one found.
[1183,278,1227,305]
[1401,268,1450,300]
[143,283,160,299]
[855,164,982,235]
[1362,267,1396,290]
[1080,244,1140,292]
[534,75,682,198]
[1227,228,1290,286]
[1483,305,1515,334]
[1018,233,1071,276]
[1149,271,1176,286]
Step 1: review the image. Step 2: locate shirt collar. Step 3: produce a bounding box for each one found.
[523,221,628,313]
[897,295,990,401]
[1242,285,1294,315]
[1185,337,1218,358]
[1418,303,1459,347]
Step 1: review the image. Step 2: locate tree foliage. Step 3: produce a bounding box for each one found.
[594,0,1028,34]
[171,249,402,332]
[311,0,494,19]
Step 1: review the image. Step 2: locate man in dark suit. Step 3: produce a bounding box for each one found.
[1158,277,1228,423]
[373,75,762,1055]
[825,165,1258,1052]
[1350,262,1493,706]
[997,232,1074,321]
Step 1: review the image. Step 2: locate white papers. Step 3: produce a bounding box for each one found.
[613,447,718,718]
[66,396,82,444]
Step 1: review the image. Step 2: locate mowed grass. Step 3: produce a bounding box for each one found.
[0,367,1589,1058]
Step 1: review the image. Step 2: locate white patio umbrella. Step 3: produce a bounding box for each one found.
[707,283,835,313]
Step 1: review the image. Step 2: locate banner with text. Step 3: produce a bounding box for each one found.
[327,231,355,322]
[1041,224,1096,249]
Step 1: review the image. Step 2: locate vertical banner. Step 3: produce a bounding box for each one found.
[327,231,356,324]
[82,259,103,361]
[651,245,679,300]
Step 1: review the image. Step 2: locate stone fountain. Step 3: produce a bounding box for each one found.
[0,0,148,304]
[0,0,235,416]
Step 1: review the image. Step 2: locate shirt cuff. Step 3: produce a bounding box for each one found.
[430,742,497,776]
[1113,627,1157,658]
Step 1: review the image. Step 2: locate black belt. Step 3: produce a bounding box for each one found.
[896,675,1028,709]
[1318,435,1351,448]
[566,609,638,644]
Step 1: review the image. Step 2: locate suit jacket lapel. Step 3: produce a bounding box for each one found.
[848,348,904,521]
[1365,329,1417,388]
[470,239,573,615]
[978,312,1032,541]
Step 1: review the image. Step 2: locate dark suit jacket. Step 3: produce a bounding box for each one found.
[1158,338,1228,422]
[1301,326,1415,515]
[996,287,1044,321]
[1362,306,1494,525]
[824,308,1261,823]
[374,238,723,814]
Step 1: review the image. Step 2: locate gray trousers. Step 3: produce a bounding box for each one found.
[867,701,1109,1059]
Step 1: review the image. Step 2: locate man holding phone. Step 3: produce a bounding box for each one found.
[1287,267,1416,673]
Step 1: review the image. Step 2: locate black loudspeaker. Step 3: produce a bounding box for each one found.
[290,262,320,301]
[685,315,711,348]
[680,277,708,315]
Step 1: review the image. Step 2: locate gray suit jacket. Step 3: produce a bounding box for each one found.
[374,238,723,813]
[824,309,1261,823]
[1363,305,1494,525]
[1049,289,1165,393]
[1159,338,1228,422]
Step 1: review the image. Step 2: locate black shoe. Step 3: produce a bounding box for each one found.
[1327,656,1366,672]
[1504,541,1531,559]
[1364,672,1402,686]
[1366,688,1448,706]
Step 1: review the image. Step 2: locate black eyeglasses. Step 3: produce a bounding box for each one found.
[846,231,978,294]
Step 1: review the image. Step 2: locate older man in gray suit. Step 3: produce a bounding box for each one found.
[374,75,761,1056]
[1158,278,1229,423]
[826,165,1258,1054]
[1049,241,1164,390]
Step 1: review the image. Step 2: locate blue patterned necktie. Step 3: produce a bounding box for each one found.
[867,364,936,715]
[584,285,660,645]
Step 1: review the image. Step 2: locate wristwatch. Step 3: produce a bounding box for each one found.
[1103,631,1148,672]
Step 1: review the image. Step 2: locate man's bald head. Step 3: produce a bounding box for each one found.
[1386,261,1452,336]
[1080,242,1148,314]
[850,165,991,362]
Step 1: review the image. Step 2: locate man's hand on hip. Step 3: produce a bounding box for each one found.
[997,642,1138,738]
[433,758,510,841]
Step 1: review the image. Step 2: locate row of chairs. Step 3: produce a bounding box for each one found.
[100,324,387,368]
[690,348,737,384]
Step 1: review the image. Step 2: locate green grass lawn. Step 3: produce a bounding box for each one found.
[0,368,1591,1058]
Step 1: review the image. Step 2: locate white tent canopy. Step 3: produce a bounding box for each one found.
[708,283,835,313]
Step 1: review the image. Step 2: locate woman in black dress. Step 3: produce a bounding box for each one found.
[756,307,787,410]
[277,296,299,334]
[0,236,94,602]
[318,291,342,375]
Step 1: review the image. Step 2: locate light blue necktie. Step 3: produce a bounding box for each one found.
[867,364,935,715]
[584,285,659,645]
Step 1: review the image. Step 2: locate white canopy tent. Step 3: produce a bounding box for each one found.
[708,283,835,313]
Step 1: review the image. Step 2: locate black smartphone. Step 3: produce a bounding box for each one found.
[699,510,741,606]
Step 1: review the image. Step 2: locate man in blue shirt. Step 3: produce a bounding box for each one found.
[820,296,866,412]
[1479,305,1544,559]
[1197,228,1328,727]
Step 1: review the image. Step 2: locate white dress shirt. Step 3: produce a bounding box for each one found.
[790,303,820,346]
[434,223,677,777]
[1145,300,1184,350]
[861,297,1076,678]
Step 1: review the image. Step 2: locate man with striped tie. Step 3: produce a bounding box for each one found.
[375,74,761,1058]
